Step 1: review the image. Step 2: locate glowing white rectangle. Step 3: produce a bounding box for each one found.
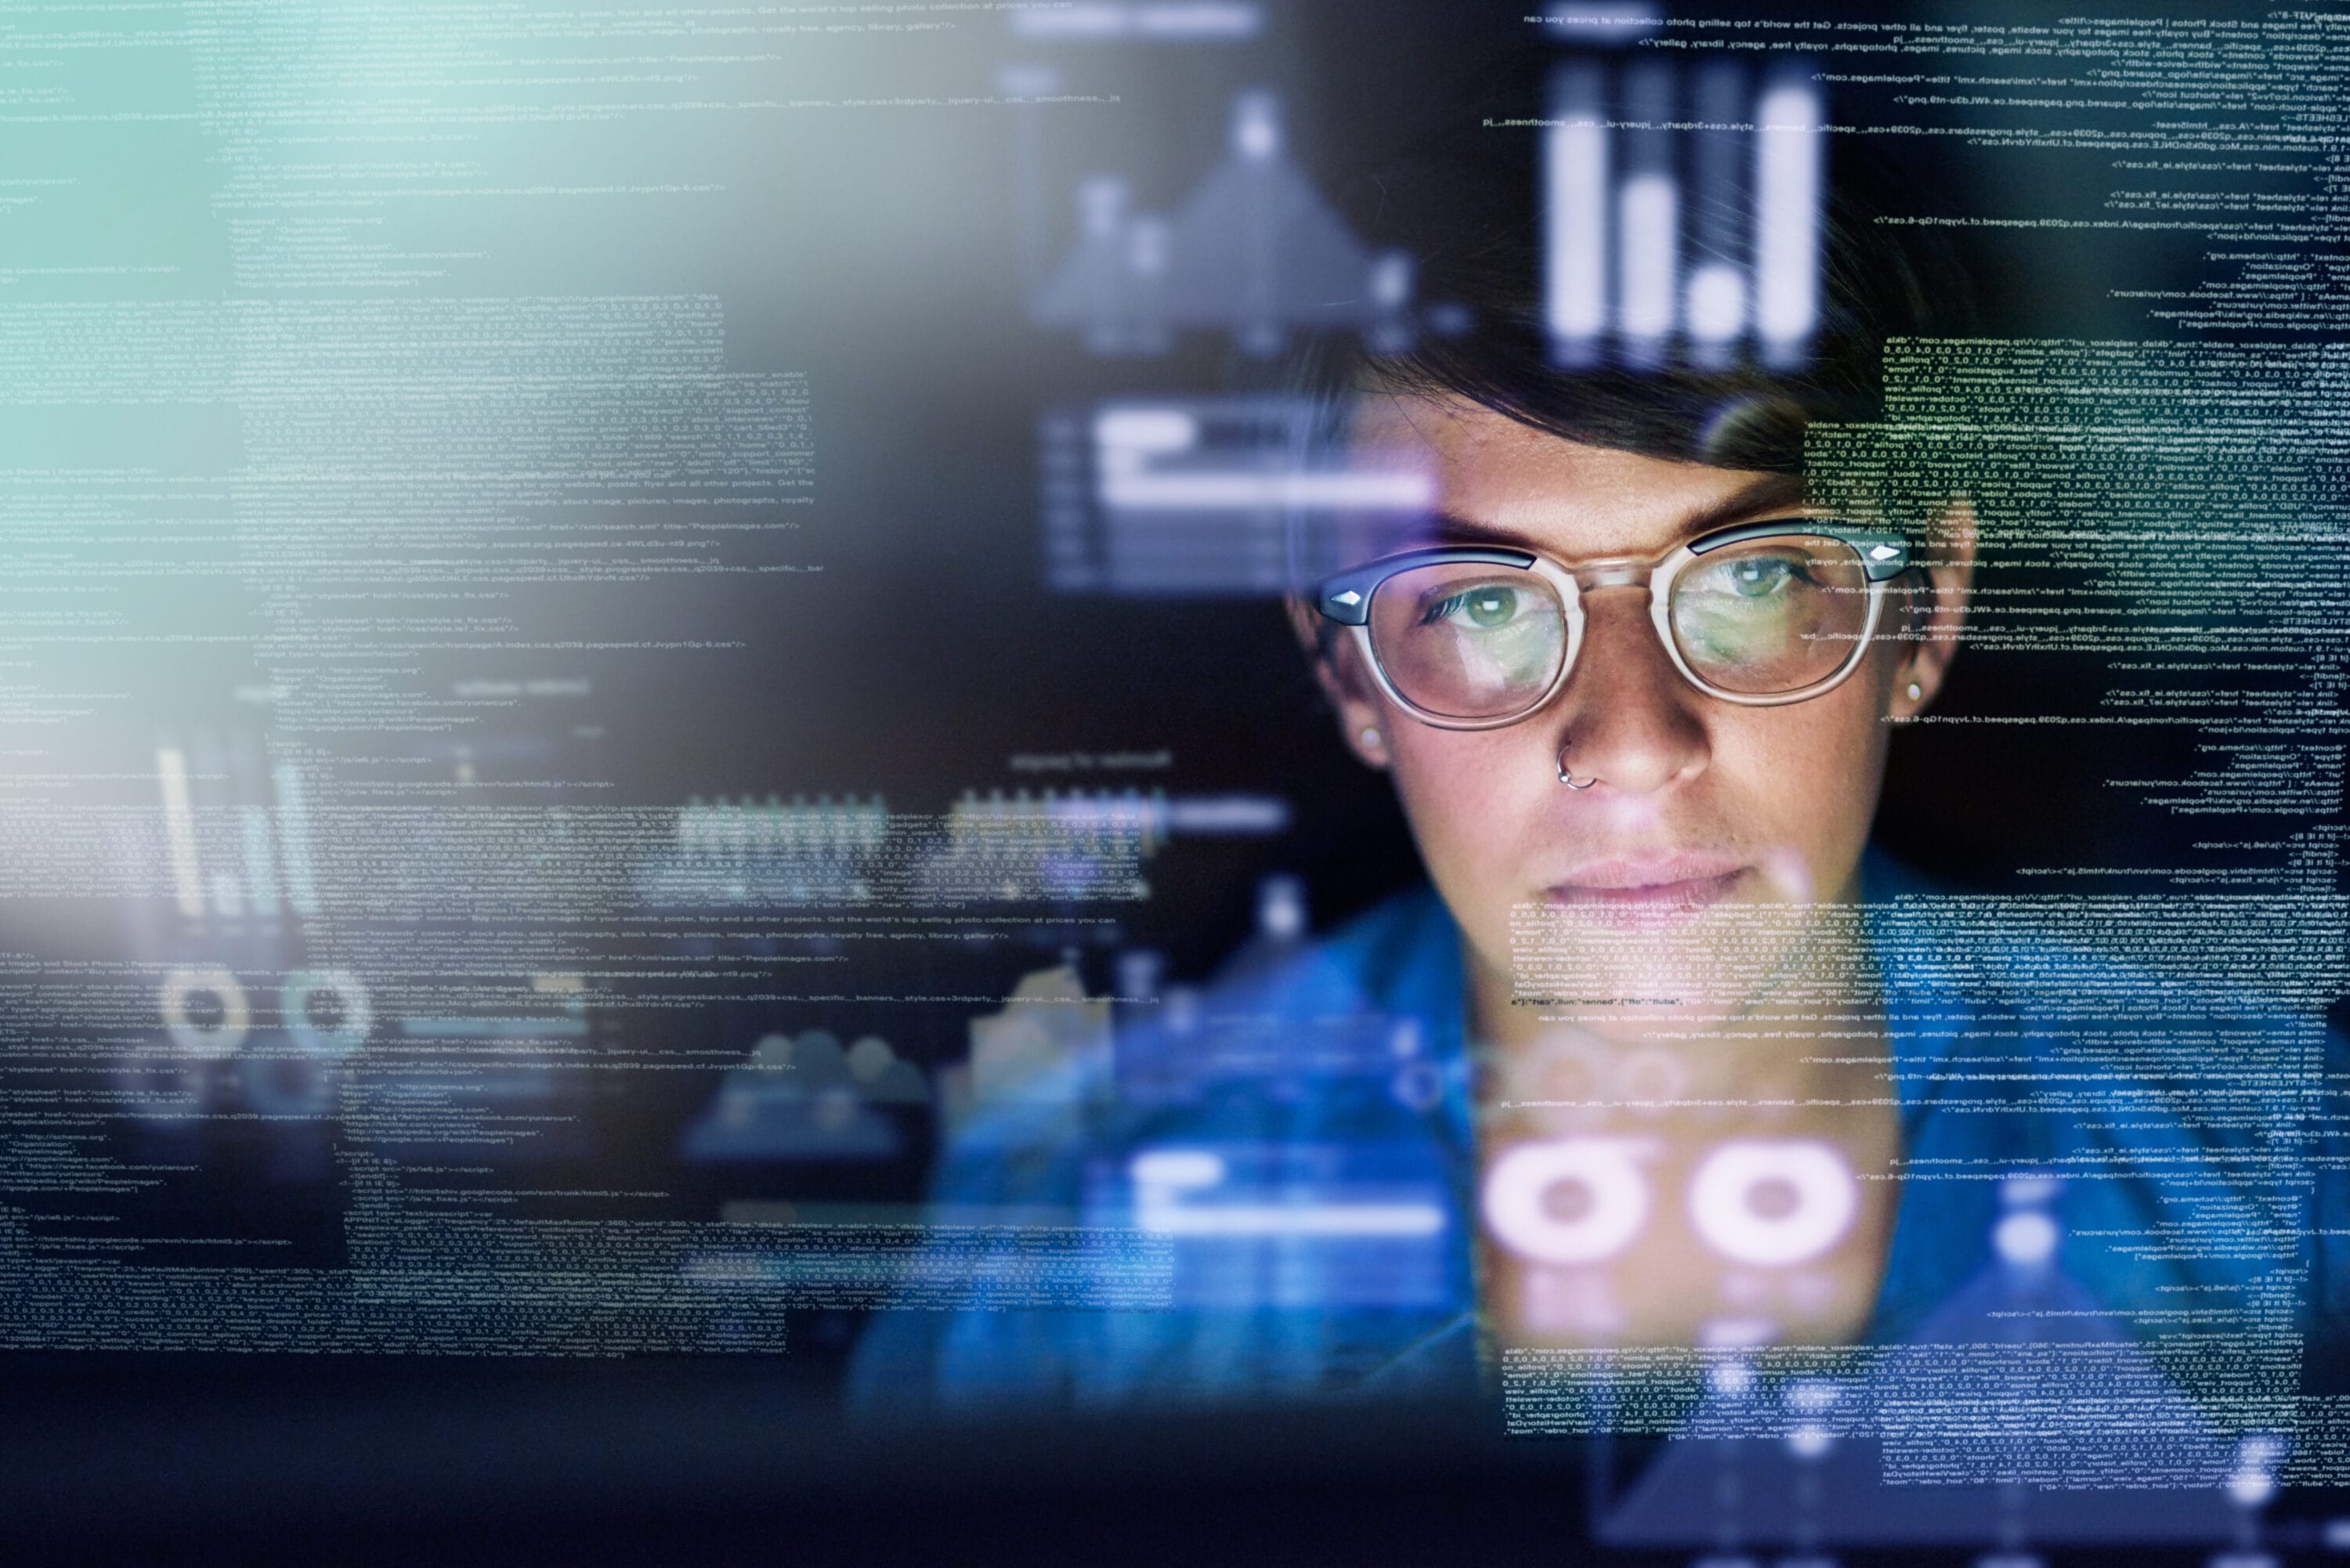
[1131,1149,1226,1187]
[1094,408,1199,454]
[1165,795,1291,834]
[1616,171,1679,343]
[1754,78,1823,356]
[1684,260,1748,345]
[271,761,322,917]
[1015,2,1259,36]
[1135,4,1260,38]
[1544,102,1609,351]
[1047,794,1290,836]
[1100,471,1435,510]
[1011,3,1129,37]
[156,746,204,918]
[1138,1200,1448,1237]
[240,804,280,917]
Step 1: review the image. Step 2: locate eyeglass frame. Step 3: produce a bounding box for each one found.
[1311,518,1914,730]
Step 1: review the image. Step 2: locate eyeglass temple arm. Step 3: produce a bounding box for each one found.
[1312,547,1536,627]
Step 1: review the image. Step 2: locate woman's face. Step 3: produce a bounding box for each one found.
[1299,394,1971,1035]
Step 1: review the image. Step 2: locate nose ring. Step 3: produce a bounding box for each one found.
[1557,739,1596,790]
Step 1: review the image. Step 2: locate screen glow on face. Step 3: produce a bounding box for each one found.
[1357,532,1877,719]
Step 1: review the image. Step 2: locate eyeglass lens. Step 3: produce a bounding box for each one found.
[1363,534,1875,720]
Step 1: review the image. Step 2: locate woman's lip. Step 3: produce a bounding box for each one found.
[1546,854,1748,892]
[1539,861,1751,923]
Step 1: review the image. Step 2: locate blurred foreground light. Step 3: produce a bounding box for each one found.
[1686,1140,1855,1266]
[1684,262,1747,348]
[1543,62,1610,365]
[1130,1148,1225,1188]
[1010,2,1260,39]
[1483,1137,1652,1265]
[1705,1358,1755,1399]
[1994,1210,2059,1266]
[1094,406,1198,458]
[1616,172,1679,353]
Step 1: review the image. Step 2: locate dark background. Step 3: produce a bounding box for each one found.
[7,0,2345,1558]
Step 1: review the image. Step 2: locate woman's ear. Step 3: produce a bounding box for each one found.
[1891,498,1978,720]
[1285,594,1393,770]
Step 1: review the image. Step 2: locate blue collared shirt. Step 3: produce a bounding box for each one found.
[851,849,2345,1415]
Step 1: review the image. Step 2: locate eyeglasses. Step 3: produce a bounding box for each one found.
[1313,519,1911,729]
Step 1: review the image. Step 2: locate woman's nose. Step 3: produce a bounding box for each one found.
[1549,588,1711,796]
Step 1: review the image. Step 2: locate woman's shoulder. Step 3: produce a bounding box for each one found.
[1862,847,2348,1342]
[1861,845,2328,1031]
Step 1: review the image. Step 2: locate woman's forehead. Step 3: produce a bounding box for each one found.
[1347,392,1802,559]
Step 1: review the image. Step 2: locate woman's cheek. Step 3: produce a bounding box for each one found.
[1396,744,1563,981]
[1730,697,1889,901]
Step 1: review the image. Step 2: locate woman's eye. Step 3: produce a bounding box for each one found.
[1425,585,1521,629]
[1726,557,1795,598]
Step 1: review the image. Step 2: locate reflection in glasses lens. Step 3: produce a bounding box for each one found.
[1359,533,1879,720]
[1367,563,1567,721]
[1668,536,1871,696]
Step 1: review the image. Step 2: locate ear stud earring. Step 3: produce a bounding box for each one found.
[1906,681,1923,702]
[1360,727,1383,751]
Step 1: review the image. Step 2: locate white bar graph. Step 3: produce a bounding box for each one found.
[156,746,204,918]
[272,761,323,918]
[1616,171,1679,359]
[1754,73,1824,366]
[1544,63,1609,366]
[1685,261,1748,357]
[1535,56,1826,370]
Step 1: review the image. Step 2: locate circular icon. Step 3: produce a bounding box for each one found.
[240,1050,337,1117]
[1687,1140,1856,1267]
[1481,1138,1651,1265]
[282,969,371,1056]
[1994,1210,2059,1266]
[160,966,249,1060]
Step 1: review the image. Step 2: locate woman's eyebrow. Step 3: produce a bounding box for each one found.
[1679,472,1810,535]
[1423,513,1545,550]
[1420,475,1812,553]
